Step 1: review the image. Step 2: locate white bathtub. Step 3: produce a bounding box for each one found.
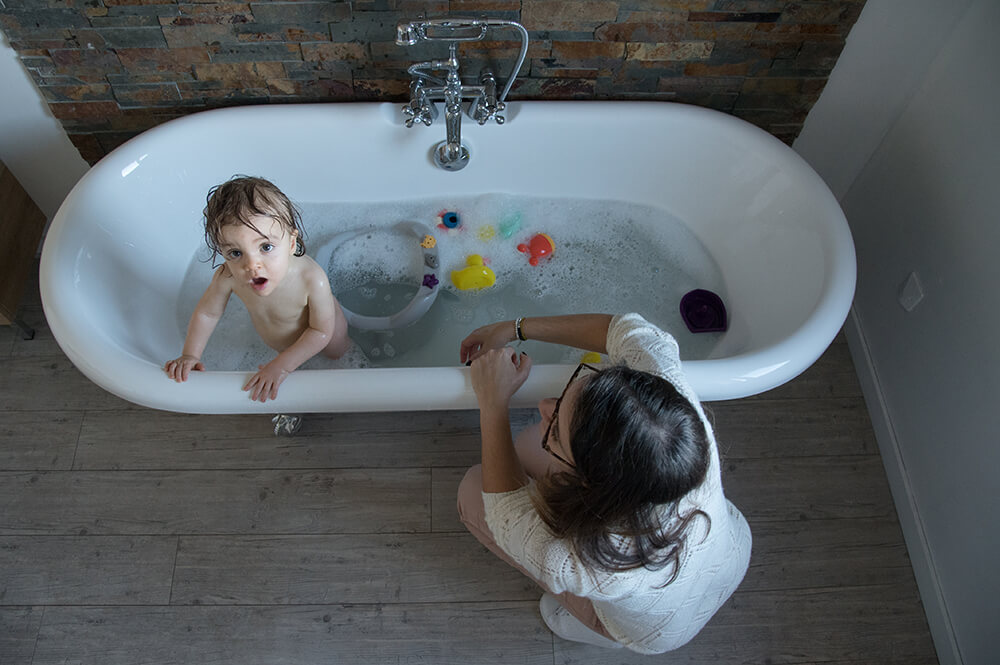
[40,102,855,414]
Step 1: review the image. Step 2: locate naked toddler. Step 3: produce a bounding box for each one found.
[164,176,350,402]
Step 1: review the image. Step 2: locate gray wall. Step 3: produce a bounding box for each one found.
[795,1,996,663]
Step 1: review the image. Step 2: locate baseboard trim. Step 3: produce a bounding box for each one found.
[843,307,961,665]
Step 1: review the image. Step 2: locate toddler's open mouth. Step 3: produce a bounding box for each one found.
[251,277,268,291]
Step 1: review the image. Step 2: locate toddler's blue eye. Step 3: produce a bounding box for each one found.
[227,249,242,259]
[261,243,274,252]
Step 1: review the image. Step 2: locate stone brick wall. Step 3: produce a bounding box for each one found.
[0,1,865,164]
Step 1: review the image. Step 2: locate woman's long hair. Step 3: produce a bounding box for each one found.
[532,365,711,585]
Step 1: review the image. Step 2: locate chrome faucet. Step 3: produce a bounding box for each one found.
[395,17,529,171]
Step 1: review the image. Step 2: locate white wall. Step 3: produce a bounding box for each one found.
[0,29,88,219]
[795,2,998,664]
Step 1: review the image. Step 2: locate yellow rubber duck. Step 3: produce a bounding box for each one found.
[451,255,496,290]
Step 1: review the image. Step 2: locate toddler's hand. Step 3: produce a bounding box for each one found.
[243,361,291,403]
[164,355,204,382]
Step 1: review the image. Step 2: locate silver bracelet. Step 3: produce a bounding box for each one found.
[515,317,527,342]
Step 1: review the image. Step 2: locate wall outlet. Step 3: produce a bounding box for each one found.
[898,271,924,312]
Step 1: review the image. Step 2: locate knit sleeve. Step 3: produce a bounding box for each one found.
[608,313,714,443]
[607,313,692,389]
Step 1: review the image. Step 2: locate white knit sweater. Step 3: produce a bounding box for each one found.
[483,313,752,654]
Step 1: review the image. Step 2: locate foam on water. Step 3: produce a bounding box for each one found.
[176,194,728,371]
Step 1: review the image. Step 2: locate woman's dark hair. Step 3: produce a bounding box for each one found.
[203,175,306,263]
[532,365,711,585]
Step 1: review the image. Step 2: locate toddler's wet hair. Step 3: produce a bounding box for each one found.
[203,175,306,261]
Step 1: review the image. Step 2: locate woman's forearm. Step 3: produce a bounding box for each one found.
[479,406,528,493]
[518,314,612,354]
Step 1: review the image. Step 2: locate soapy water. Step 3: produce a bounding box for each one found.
[176,194,728,371]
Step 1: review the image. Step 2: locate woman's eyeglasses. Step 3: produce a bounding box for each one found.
[541,363,599,468]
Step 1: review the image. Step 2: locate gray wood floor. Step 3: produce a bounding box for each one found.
[1,272,939,664]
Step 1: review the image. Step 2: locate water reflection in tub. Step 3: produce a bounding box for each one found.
[176,194,728,371]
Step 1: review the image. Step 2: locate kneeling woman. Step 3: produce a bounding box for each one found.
[457,313,751,653]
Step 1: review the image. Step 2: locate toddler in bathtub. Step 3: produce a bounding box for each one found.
[164,175,351,402]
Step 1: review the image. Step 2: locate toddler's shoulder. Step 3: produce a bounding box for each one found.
[297,253,324,275]
[296,254,333,288]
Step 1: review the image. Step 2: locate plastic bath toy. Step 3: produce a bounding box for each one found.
[451,255,496,291]
[422,274,439,288]
[477,225,496,241]
[498,212,522,239]
[420,234,436,249]
[580,352,602,364]
[439,211,461,229]
[517,233,555,266]
[679,289,728,333]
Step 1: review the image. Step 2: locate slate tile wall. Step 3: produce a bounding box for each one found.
[0,1,865,164]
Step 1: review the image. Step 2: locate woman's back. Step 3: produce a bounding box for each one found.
[482,313,751,653]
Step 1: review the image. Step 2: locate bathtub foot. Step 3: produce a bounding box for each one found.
[272,414,303,436]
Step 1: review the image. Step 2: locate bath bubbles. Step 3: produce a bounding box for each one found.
[176,193,728,371]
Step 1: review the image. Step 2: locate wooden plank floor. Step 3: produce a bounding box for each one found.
[0,272,939,664]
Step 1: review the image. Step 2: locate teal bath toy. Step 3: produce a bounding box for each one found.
[498,212,522,238]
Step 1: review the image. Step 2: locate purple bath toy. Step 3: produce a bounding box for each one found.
[680,289,728,333]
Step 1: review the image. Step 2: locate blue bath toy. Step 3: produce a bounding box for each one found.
[439,211,461,229]
[680,289,728,333]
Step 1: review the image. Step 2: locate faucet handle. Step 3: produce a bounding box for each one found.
[493,101,506,125]
[402,100,437,127]
[473,98,506,125]
[402,103,419,127]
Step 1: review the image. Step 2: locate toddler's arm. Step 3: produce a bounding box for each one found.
[242,267,339,402]
[164,267,232,382]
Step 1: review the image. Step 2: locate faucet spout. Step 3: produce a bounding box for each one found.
[433,50,470,170]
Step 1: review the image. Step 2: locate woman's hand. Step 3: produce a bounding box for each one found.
[164,355,204,382]
[470,347,532,413]
[242,361,291,403]
[460,320,517,364]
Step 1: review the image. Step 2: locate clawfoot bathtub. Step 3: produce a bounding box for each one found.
[40,102,854,413]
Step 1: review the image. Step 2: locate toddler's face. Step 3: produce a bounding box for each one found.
[218,215,298,297]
